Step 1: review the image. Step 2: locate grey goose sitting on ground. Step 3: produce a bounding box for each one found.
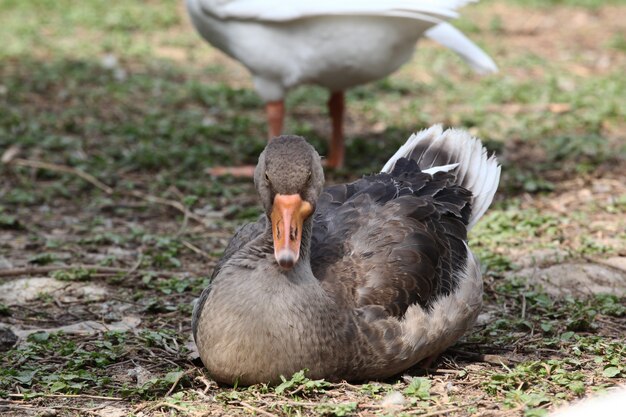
[192,125,500,384]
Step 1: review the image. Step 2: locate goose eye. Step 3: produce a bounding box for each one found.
[264,171,270,183]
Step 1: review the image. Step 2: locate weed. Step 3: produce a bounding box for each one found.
[0,208,22,229]
[0,304,10,316]
[133,370,187,399]
[403,377,431,400]
[142,236,183,269]
[0,330,190,398]
[358,383,387,395]
[315,402,357,416]
[274,370,331,395]
[51,267,93,282]
[27,253,58,266]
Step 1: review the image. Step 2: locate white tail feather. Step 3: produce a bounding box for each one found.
[381,125,500,229]
[425,23,498,75]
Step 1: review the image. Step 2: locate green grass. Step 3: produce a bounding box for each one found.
[0,0,181,58]
[0,330,190,399]
[2,57,623,201]
[0,0,619,59]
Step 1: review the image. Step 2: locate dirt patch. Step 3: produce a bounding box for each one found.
[516,262,626,298]
[465,4,626,73]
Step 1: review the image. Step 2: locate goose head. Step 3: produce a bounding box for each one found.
[254,136,325,270]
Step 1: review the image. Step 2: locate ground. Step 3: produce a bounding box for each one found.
[0,0,625,416]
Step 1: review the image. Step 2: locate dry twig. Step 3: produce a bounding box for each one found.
[136,401,201,416]
[123,189,207,226]
[5,157,114,194]
[182,240,213,260]
[0,265,185,279]
[165,369,194,397]
[8,393,122,401]
[412,406,462,416]
[238,401,280,417]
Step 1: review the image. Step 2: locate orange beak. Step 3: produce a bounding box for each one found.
[271,194,313,270]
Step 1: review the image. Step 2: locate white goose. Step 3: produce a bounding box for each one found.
[186,0,497,173]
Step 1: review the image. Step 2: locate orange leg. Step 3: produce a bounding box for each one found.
[266,100,285,138]
[207,100,285,177]
[327,91,345,169]
[207,165,256,177]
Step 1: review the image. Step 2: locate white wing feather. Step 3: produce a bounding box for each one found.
[197,0,476,22]
[382,125,500,229]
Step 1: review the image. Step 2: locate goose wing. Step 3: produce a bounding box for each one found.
[310,159,472,316]
[211,216,267,279]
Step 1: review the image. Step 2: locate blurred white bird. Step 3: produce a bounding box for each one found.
[549,386,626,417]
[186,0,497,174]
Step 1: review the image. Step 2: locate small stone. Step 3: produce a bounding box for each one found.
[0,277,111,305]
[106,247,136,259]
[97,406,128,417]
[128,365,153,387]
[186,336,200,361]
[475,311,496,327]
[202,116,217,127]
[0,255,13,269]
[0,326,18,351]
[0,277,67,304]
[101,54,119,69]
